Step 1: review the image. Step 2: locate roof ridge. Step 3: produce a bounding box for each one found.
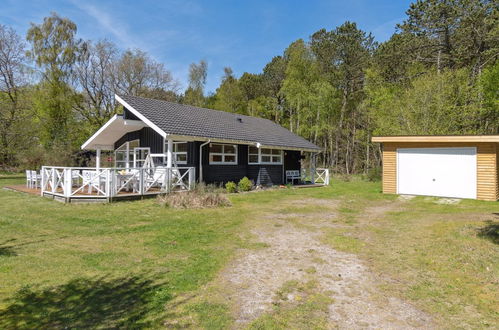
[117,94,321,151]
[120,94,280,125]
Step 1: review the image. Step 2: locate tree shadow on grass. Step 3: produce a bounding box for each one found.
[0,274,169,329]
[0,239,18,256]
[0,235,71,257]
[476,219,499,245]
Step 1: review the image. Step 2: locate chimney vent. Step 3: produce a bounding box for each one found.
[237,117,242,123]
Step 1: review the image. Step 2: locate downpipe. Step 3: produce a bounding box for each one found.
[199,140,211,182]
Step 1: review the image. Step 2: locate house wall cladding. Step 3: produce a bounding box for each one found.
[247,165,282,185]
[114,128,163,153]
[381,142,498,201]
[114,130,301,186]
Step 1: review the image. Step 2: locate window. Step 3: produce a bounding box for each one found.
[173,142,188,164]
[209,143,237,165]
[163,141,188,165]
[115,140,139,168]
[248,146,282,164]
[248,146,259,164]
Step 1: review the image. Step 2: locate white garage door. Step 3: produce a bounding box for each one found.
[397,147,477,199]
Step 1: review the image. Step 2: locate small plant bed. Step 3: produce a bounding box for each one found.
[158,183,231,209]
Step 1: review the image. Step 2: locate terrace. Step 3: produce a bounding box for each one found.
[7,166,329,203]
[37,165,196,203]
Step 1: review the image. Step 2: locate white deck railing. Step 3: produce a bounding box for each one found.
[40,166,196,198]
[301,168,330,185]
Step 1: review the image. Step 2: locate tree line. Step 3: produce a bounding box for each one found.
[204,0,498,174]
[0,12,181,168]
[0,0,498,174]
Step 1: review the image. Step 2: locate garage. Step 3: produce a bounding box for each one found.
[372,136,499,201]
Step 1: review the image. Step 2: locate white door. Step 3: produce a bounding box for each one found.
[397,147,477,199]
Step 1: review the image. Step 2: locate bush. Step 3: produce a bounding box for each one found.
[225,181,237,193]
[238,177,253,192]
[158,190,231,209]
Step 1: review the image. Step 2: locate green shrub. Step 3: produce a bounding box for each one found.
[225,181,237,193]
[238,177,253,192]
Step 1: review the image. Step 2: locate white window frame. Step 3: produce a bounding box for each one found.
[248,146,283,165]
[209,143,238,165]
[173,142,188,165]
[163,140,188,165]
[115,139,139,168]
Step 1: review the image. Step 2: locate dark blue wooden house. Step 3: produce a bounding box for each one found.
[81,95,322,186]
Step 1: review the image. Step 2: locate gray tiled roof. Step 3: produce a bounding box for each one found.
[119,95,321,151]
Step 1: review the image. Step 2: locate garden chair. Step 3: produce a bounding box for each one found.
[145,167,167,190]
[25,170,32,188]
[30,170,41,189]
[82,170,106,194]
[285,170,301,184]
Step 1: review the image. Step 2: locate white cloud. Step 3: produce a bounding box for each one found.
[70,1,139,50]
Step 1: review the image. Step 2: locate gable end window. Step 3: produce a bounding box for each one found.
[115,140,139,168]
[248,146,282,164]
[209,143,238,165]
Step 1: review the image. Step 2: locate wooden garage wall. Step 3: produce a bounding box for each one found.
[381,142,498,201]
[497,145,499,201]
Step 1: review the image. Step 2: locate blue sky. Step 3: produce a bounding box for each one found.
[1,0,412,93]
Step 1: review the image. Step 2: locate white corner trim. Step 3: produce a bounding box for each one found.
[115,94,167,138]
[81,114,119,150]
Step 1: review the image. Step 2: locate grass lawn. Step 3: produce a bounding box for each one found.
[0,176,497,328]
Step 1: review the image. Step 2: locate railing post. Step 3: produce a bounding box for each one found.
[110,169,116,197]
[325,169,330,185]
[51,168,56,193]
[64,168,72,197]
[139,168,144,195]
[40,166,45,196]
[165,168,169,193]
[105,169,111,198]
[189,168,196,190]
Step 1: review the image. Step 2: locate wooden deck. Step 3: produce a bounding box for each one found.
[3,185,164,203]
[4,181,326,204]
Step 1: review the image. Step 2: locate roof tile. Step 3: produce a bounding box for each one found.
[119,95,321,151]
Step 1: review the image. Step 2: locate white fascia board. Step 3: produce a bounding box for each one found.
[92,144,115,150]
[166,134,322,153]
[81,114,119,150]
[124,119,147,127]
[115,94,167,138]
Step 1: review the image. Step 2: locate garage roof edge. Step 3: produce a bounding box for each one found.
[372,135,499,143]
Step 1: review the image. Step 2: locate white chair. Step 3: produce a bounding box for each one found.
[82,170,106,194]
[286,170,301,184]
[30,170,41,189]
[72,170,80,186]
[144,167,167,191]
[26,170,32,188]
